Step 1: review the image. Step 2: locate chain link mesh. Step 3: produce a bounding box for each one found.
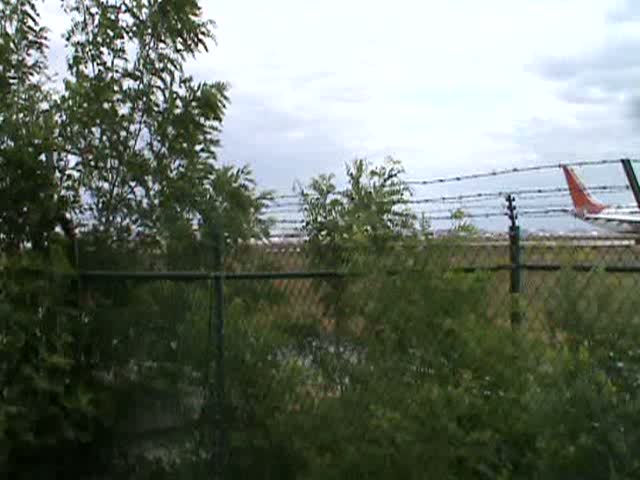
[42,232,640,477]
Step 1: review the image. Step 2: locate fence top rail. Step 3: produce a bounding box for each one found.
[8,261,640,283]
[75,270,347,281]
[74,263,640,277]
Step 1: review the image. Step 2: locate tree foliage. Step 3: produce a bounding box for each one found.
[60,0,231,246]
[298,157,416,269]
[451,207,479,235]
[221,256,640,480]
[0,0,267,477]
[0,0,66,253]
[2,0,266,258]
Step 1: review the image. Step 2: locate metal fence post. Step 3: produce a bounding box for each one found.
[506,195,523,326]
[621,158,640,209]
[212,227,226,479]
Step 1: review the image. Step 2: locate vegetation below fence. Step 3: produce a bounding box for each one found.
[224,246,640,480]
[4,242,640,479]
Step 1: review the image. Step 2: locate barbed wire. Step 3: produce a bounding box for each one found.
[263,209,589,239]
[266,231,305,238]
[263,210,303,217]
[265,159,635,203]
[416,205,569,216]
[270,219,304,225]
[414,208,571,221]
[265,203,579,221]
[264,206,588,228]
[414,200,640,215]
[267,199,301,206]
[270,193,299,200]
[509,189,630,203]
[264,184,631,213]
[406,184,630,205]
[405,159,633,186]
[264,212,576,240]
[262,175,637,233]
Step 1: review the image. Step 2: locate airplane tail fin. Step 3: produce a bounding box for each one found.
[562,166,606,215]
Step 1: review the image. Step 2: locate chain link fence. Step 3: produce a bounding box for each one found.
[11,230,640,477]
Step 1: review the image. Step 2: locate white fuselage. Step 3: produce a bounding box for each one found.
[578,206,640,233]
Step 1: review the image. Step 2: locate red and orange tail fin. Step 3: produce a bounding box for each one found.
[562,166,606,215]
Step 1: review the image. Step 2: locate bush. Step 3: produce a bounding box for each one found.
[0,248,115,479]
[218,246,640,479]
[4,239,640,478]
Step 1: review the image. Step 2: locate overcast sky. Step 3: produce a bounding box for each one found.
[40,0,640,231]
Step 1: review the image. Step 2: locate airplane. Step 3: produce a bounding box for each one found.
[562,165,640,233]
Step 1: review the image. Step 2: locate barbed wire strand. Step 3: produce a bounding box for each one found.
[405,158,632,186]
[264,211,575,239]
[264,184,631,210]
[406,184,630,205]
[266,159,635,200]
[265,207,589,228]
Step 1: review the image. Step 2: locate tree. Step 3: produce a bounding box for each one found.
[298,157,416,269]
[450,208,478,236]
[0,0,69,254]
[58,0,267,260]
[0,1,269,477]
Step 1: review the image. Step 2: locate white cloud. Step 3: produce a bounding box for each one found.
[196,0,634,182]
[40,0,640,195]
